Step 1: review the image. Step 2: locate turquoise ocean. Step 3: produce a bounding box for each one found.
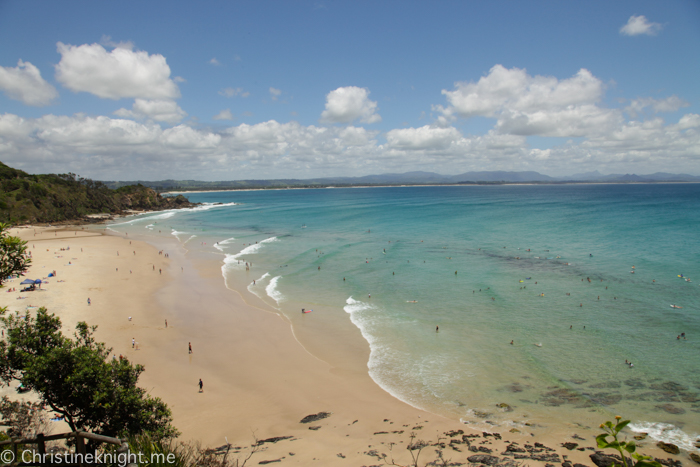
[108,184,700,449]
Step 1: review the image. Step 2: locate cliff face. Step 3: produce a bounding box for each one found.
[0,162,197,224]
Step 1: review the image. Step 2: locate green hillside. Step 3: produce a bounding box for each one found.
[0,162,195,224]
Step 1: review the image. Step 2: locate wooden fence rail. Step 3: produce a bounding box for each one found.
[0,430,129,467]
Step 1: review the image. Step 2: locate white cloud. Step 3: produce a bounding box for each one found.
[55,42,181,100]
[437,65,618,137]
[386,125,462,150]
[213,109,234,121]
[114,99,187,124]
[625,96,689,117]
[0,111,698,179]
[620,15,662,36]
[269,87,282,101]
[0,60,58,106]
[219,87,249,98]
[209,58,220,66]
[320,86,381,124]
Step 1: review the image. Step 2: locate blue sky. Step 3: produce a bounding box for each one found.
[1,0,699,180]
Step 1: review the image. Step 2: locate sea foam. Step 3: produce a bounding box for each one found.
[266,276,284,304]
[629,421,700,453]
[213,237,236,252]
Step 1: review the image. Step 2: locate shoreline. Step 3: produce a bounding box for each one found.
[162,180,700,195]
[1,224,693,466]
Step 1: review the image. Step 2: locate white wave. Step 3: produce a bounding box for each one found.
[246,272,270,297]
[108,202,236,229]
[213,237,236,252]
[109,211,176,227]
[343,297,425,412]
[629,421,699,453]
[171,229,188,241]
[182,201,239,212]
[229,236,279,262]
[266,276,284,303]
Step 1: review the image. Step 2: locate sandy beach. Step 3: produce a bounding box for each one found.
[0,224,687,467]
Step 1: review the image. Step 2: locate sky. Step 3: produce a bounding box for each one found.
[1,0,699,181]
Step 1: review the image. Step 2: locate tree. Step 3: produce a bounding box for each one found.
[0,222,31,286]
[0,308,178,441]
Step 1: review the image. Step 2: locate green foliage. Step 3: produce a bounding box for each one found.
[0,161,194,223]
[596,417,662,467]
[0,308,178,441]
[0,222,31,286]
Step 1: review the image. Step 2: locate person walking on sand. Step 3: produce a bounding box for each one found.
[198,379,203,392]
[189,342,192,354]
[132,338,135,348]
[87,298,91,305]
[165,319,168,328]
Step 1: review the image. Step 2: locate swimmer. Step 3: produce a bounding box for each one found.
[510,340,513,345]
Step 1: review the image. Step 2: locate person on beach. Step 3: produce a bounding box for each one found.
[436,325,439,332]
[199,379,203,392]
[510,340,513,345]
[87,298,91,305]
[132,338,135,348]
[189,342,192,354]
[165,319,168,328]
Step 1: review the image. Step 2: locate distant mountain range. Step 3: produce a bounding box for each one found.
[104,170,700,191]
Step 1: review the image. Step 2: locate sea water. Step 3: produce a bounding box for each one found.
[108,184,700,449]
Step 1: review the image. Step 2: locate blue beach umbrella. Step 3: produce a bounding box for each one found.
[20,279,35,285]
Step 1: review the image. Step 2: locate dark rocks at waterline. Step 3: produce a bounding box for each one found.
[689,453,700,465]
[655,457,683,467]
[299,411,331,423]
[561,442,579,450]
[255,436,294,446]
[504,444,527,453]
[656,441,680,455]
[496,402,514,412]
[590,452,632,467]
[470,446,494,454]
[467,455,501,465]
